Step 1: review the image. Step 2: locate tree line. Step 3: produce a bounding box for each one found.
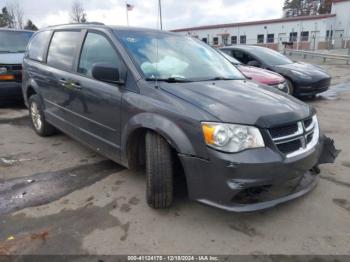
[0,0,87,31]
[283,0,333,17]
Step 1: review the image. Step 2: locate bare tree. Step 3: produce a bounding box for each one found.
[70,0,87,23]
[6,0,24,29]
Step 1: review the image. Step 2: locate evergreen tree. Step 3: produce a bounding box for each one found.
[0,7,14,27]
[318,0,332,14]
[283,0,321,17]
[24,19,38,31]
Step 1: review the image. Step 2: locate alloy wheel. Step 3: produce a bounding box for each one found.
[30,102,42,131]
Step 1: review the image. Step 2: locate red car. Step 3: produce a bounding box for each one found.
[218,50,289,94]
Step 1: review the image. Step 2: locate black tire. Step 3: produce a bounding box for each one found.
[28,94,56,137]
[286,79,294,95]
[145,131,174,209]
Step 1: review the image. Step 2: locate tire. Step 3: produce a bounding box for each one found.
[286,79,294,95]
[145,131,174,209]
[28,94,56,137]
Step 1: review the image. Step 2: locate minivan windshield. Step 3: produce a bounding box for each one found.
[115,30,245,82]
[249,47,293,66]
[0,31,33,53]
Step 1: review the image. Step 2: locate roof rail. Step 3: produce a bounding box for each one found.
[47,22,105,28]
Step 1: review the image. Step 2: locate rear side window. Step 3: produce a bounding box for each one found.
[232,50,252,64]
[78,32,121,78]
[47,31,81,71]
[28,31,51,62]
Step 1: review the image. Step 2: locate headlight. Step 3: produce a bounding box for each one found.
[291,70,312,79]
[277,82,287,90]
[0,67,7,74]
[201,122,265,153]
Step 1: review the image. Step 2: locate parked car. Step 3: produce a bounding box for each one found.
[23,24,328,211]
[220,45,331,97]
[217,50,289,93]
[0,29,34,103]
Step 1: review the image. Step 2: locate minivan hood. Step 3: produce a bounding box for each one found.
[160,80,311,128]
[0,52,25,64]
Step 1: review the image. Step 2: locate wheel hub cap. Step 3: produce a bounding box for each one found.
[31,102,42,130]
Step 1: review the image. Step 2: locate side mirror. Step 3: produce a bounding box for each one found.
[92,63,123,84]
[247,60,261,67]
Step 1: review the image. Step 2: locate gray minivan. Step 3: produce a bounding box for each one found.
[22,23,334,211]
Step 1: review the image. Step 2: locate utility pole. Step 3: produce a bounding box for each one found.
[125,1,129,26]
[158,0,163,30]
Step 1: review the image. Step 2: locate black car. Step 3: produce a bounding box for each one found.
[0,29,34,103]
[22,24,330,212]
[220,45,331,97]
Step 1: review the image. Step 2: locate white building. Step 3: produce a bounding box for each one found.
[172,0,350,51]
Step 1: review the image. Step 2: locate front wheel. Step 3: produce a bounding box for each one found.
[145,131,174,209]
[286,79,294,95]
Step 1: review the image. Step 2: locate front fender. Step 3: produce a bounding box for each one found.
[121,112,196,157]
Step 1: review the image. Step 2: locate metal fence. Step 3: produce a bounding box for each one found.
[208,35,350,52]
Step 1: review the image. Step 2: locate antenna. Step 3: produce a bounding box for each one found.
[155,0,160,88]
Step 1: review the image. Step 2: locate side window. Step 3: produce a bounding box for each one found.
[78,32,121,78]
[28,31,51,62]
[232,50,251,64]
[47,31,81,71]
[232,50,244,62]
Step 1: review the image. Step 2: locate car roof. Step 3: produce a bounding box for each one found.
[220,45,268,51]
[0,28,34,33]
[41,23,179,36]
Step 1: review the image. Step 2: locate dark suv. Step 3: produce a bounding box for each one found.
[22,24,326,212]
[0,29,33,102]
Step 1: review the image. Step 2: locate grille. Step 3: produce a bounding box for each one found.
[315,78,331,89]
[0,64,22,82]
[0,64,22,71]
[268,115,319,158]
[277,139,302,154]
[306,133,313,144]
[269,123,298,138]
[304,117,313,130]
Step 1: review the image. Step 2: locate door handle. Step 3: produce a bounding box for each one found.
[71,82,82,90]
[59,79,68,85]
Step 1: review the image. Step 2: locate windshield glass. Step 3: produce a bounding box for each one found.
[217,50,241,64]
[0,31,33,53]
[250,47,293,66]
[115,30,245,81]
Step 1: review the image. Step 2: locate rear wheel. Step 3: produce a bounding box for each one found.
[286,79,294,95]
[28,95,56,136]
[145,131,174,209]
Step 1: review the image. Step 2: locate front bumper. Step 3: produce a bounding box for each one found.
[179,136,323,212]
[296,78,331,96]
[0,81,23,101]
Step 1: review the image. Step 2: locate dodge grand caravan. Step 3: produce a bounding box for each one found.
[22,24,333,211]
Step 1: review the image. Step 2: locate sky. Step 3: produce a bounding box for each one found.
[0,0,285,30]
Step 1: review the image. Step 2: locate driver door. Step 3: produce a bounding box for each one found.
[69,31,126,161]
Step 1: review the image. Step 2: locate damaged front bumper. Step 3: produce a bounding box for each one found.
[179,135,338,212]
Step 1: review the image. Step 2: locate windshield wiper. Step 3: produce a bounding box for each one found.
[0,50,25,53]
[202,76,241,81]
[145,77,192,83]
